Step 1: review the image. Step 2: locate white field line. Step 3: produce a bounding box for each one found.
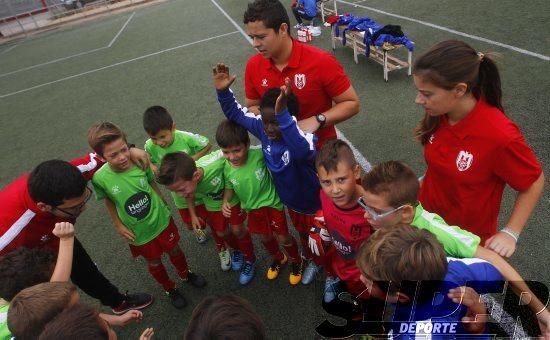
[0,44,19,55]
[0,12,135,79]
[337,0,550,61]
[108,11,135,47]
[210,0,372,172]
[0,31,238,99]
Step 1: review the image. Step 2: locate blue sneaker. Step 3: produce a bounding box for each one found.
[324,276,341,303]
[239,259,257,285]
[231,250,244,271]
[301,260,322,285]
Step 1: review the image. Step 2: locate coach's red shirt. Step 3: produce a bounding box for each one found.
[245,39,351,147]
[0,153,103,255]
[419,97,542,243]
[320,189,372,287]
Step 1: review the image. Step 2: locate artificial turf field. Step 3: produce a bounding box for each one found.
[0,0,549,338]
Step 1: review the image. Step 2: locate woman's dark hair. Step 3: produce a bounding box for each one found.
[413,40,503,145]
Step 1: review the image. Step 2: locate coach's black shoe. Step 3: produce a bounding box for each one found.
[182,272,207,288]
[112,292,154,315]
[166,288,187,309]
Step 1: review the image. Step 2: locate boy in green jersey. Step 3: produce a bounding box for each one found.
[157,151,255,277]
[356,160,550,333]
[88,122,206,309]
[216,120,303,285]
[143,105,212,244]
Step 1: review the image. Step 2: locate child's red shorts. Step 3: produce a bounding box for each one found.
[247,206,289,236]
[287,208,315,234]
[129,219,180,260]
[205,204,247,233]
[178,205,208,230]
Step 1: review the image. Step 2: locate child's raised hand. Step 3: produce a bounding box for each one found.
[139,327,154,340]
[274,77,292,114]
[213,63,237,91]
[52,222,75,239]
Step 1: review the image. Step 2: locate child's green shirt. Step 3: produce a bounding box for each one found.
[92,164,171,246]
[412,203,481,258]
[0,303,11,340]
[224,146,283,211]
[195,150,239,211]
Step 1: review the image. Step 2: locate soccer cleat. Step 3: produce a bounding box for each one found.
[289,259,304,285]
[181,272,207,288]
[293,23,304,29]
[166,288,187,309]
[231,250,244,271]
[324,276,341,303]
[195,229,208,244]
[301,260,322,285]
[308,25,322,36]
[266,254,288,280]
[219,248,231,271]
[111,292,153,315]
[239,259,257,285]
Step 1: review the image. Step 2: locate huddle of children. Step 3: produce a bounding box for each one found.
[2,62,548,339]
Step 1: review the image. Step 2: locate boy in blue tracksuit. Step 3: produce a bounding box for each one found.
[292,0,318,25]
[213,63,322,284]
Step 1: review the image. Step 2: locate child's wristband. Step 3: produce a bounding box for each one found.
[500,227,520,243]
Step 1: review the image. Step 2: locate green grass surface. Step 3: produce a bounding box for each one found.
[0,0,548,338]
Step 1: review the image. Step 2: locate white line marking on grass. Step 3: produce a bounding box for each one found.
[337,0,550,61]
[0,13,135,79]
[108,11,135,47]
[0,31,239,99]
[0,44,19,55]
[210,0,373,172]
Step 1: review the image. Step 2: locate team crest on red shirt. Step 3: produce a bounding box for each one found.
[456,150,474,171]
[294,73,306,89]
[349,224,362,239]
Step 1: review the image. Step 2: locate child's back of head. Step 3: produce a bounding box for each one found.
[157,151,197,185]
[362,160,419,207]
[38,304,109,340]
[8,282,78,340]
[215,119,250,149]
[185,294,265,340]
[143,105,174,136]
[0,247,55,302]
[357,224,448,302]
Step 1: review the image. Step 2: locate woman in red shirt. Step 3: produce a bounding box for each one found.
[413,40,544,258]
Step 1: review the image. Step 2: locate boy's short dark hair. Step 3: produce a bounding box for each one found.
[315,139,357,173]
[8,282,78,340]
[215,119,250,148]
[362,160,419,208]
[0,247,55,301]
[260,87,299,117]
[157,152,197,185]
[243,0,290,32]
[28,160,87,206]
[38,304,108,340]
[143,105,174,136]
[87,121,127,157]
[357,224,447,302]
[185,294,265,340]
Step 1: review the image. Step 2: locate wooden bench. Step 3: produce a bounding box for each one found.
[331,24,413,82]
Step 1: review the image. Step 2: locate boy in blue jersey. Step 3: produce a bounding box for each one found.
[357,225,502,339]
[213,63,323,285]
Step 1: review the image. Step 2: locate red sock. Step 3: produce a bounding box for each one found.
[262,237,285,262]
[169,252,189,279]
[283,237,302,263]
[225,233,239,250]
[210,229,225,252]
[147,262,175,291]
[237,232,256,262]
